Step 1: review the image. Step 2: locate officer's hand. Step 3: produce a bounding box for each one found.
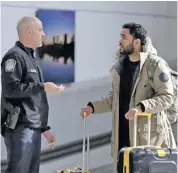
[44,82,65,93]
[81,106,93,118]
[125,107,142,120]
[43,130,56,149]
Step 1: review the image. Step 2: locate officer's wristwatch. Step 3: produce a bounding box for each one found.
[41,126,51,133]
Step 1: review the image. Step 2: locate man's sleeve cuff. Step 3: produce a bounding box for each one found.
[87,102,94,113]
[137,102,145,112]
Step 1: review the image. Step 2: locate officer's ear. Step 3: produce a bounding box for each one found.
[26,27,32,37]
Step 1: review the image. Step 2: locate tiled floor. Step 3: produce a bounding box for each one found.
[92,164,117,173]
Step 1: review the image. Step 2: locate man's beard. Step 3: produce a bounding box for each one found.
[120,44,134,56]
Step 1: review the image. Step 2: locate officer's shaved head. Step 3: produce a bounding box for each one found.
[16,16,45,48]
[17,16,40,36]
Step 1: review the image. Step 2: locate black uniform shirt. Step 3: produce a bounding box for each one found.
[1,41,49,131]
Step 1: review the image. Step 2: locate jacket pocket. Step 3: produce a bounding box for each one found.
[137,112,164,134]
[137,114,157,133]
[138,129,164,146]
[27,71,40,82]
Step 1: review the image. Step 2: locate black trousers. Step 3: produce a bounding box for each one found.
[117,112,130,173]
[118,111,130,152]
[4,124,41,173]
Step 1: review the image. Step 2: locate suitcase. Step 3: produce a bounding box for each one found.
[55,113,91,173]
[117,113,178,173]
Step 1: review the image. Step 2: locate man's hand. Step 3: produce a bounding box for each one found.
[81,106,93,118]
[44,82,65,93]
[43,130,56,149]
[125,106,142,120]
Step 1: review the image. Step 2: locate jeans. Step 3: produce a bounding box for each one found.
[4,124,41,173]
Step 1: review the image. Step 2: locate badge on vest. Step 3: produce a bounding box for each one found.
[5,59,16,72]
[30,69,37,73]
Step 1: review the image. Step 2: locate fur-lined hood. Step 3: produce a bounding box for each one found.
[142,37,157,56]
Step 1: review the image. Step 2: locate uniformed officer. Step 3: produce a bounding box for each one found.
[1,16,65,173]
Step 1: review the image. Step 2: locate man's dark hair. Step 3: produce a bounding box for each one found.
[122,22,147,46]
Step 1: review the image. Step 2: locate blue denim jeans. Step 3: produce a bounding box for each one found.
[4,124,41,173]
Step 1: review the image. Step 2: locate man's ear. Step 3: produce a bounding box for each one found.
[135,39,141,45]
[133,39,141,48]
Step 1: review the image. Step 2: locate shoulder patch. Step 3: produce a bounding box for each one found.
[5,59,16,72]
[159,72,169,83]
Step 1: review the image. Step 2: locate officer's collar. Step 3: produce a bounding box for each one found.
[15,41,35,57]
